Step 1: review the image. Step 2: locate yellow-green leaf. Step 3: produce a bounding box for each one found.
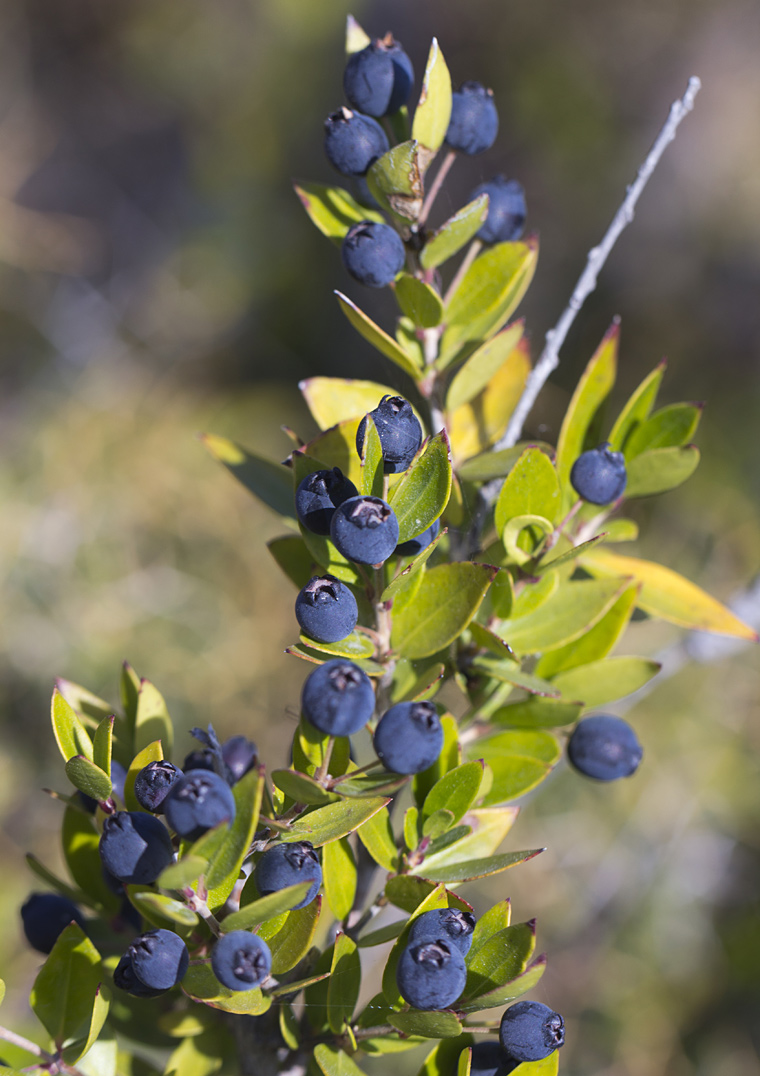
[52,688,94,765]
[392,563,496,659]
[336,291,423,378]
[366,140,423,222]
[294,181,383,245]
[625,444,700,497]
[535,585,639,678]
[550,656,660,708]
[284,796,390,847]
[323,837,358,921]
[608,360,666,452]
[446,321,524,412]
[578,548,758,640]
[412,38,452,157]
[201,433,295,523]
[299,377,401,431]
[134,678,173,759]
[447,338,530,463]
[395,274,444,328]
[421,195,489,274]
[356,805,399,871]
[495,446,561,539]
[389,430,452,543]
[498,577,628,654]
[124,739,163,812]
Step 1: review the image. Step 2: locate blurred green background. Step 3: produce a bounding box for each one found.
[0,0,758,1073]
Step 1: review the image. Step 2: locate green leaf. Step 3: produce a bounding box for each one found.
[535,585,639,678]
[134,679,173,759]
[442,240,538,356]
[495,447,561,538]
[26,854,89,906]
[468,899,511,957]
[457,955,546,1013]
[625,402,702,458]
[381,528,445,602]
[300,376,410,432]
[157,855,208,890]
[393,563,496,659]
[501,515,553,566]
[345,15,370,54]
[129,890,198,931]
[268,534,317,590]
[356,805,399,871]
[625,444,700,497]
[423,808,455,839]
[271,770,340,806]
[389,431,452,543]
[124,740,163,812]
[314,1044,366,1076]
[205,767,263,912]
[384,875,472,915]
[405,805,421,850]
[417,1039,476,1076]
[323,837,358,921]
[226,882,312,930]
[298,631,376,661]
[608,360,666,452]
[335,771,409,798]
[391,1011,462,1038]
[550,656,660,708]
[420,195,489,273]
[91,715,114,778]
[604,518,640,543]
[182,963,271,1015]
[411,38,452,156]
[61,807,118,910]
[447,340,531,462]
[163,1031,225,1076]
[279,1003,300,1050]
[266,898,322,975]
[456,443,553,483]
[65,756,111,801]
[458,1046,473,1076]
[492,697,582,729]
[412,714,461,807]
[327,932,361,1033]
[56,679,114,725]
[535,532,607,574]
[120,661,141,740]
[292,717,350,778]
[468,657,559,697]
[470,730,560,806]
[200,433,295,522]
[359,415,384,498]
[335,291,422,377]
[62,982,110,1065]
[52,688,94,764]
[30,923,106,1048]
[498,577,628,654]
[284,796,390,848]
[464,921,536,998]
[423,762,484,826]
[555,320,618,506]
[395,274,444,328]
[366,140,423,222]
[446,322,525,412]
[414,849,542,883]
[358,920,407,948]
[420,808,519,874]
[579,548,758,640]
[294,181,383,245]
[505,1057,559,1076]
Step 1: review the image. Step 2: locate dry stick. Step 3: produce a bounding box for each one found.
[492,76,702,466]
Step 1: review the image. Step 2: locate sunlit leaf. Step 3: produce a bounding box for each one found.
[52,688,94,765]
[327,932,361,1033]
[294,181,383,245]
[498,578,628,654]
[625,402,702,458]
[447,339,531,462]
[285,796,390,847]
[535,585,639,678]
[550,656,660,708]
[336,291,423,378]
[446,322,524,412]
[392,563,496,659]
[299,377,404,432]
[420,195,489,273]
[388,431,452,543]
[395,274,444,328]
[323,837,358,921]
[625,444,700,497]
[200,433,295,523]
[366,140,423,222]
[412,38,452,157]
[608,360,666,452]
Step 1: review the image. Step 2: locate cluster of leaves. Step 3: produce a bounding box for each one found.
[4,16,755,1076]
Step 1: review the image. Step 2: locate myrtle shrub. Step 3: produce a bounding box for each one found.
[4,16,755,1076]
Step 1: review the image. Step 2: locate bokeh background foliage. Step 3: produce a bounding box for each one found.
[0,1,758,1074]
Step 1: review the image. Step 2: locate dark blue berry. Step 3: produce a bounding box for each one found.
[324,108,389,176]
[445,82,499,155]
[374,701,443,774]
[118,929,189,995]
[114,953,165,998]
[396,939,467,1010]
[222,736,258,783]
[343,36,414,117]
[211,931,272,991]
[567,715,643,781]
[470,1041,510,1076]
[134,761,183,813]
[21,893,85,954]
[570,442,627,505]
[295,575,358,644]
[255,841,322,909]
[330,495,400,565]
[182,748,218,774]
[99,811,174,885]
[408,908,476,955]
[356,395,423,474]
[342,221,405,288]
[163,770,236,842]
[295,467,358,536]
[396,518,440,557]
[499,1001,565,1063]
[470,176,527,244]
[301,659,375,736]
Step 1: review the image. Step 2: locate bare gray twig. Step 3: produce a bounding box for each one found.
[492,76,702,462]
